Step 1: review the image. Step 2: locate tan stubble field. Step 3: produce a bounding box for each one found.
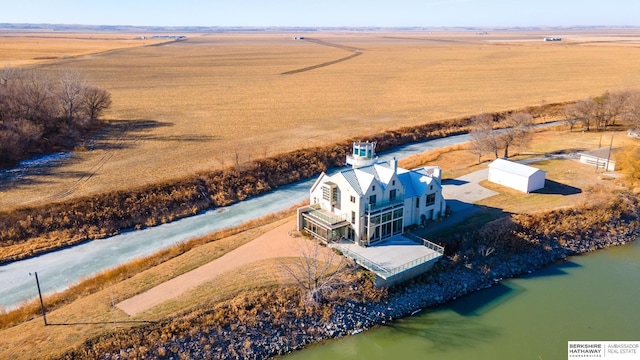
[1,29,640,210]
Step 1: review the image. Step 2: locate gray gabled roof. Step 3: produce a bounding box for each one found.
[340,169,364,196]
[324,161,440,200]
[397,168,437,199]
[578,148,617,160]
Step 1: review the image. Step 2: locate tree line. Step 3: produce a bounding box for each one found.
[469,89,640,162]
[562,89,640,132]
[0,68,112,167]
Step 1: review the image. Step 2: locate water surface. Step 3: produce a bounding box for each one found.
[286,240,640,359]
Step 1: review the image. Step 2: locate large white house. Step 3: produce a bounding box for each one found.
[297,141,446,246]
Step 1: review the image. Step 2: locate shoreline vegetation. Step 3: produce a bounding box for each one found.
[57,189,639,359]
[0,102,567,265]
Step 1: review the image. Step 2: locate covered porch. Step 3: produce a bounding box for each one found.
[297,204,350,243]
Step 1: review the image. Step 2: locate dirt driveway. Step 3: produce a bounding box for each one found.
[117,220,304,316]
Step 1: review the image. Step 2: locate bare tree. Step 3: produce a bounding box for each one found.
[623,90,640,129]
[572,98,596,131]
[53,69,86,125]
[469,113,500,160]
[603,90,631,128]
[5,69,57,124]
[499,112,533,158]
[0,67,111,167]
[80,86,112,122]
[279,238,350,306]
[561,103,581,132]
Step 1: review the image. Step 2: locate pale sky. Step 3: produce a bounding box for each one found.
[0,0,638,28]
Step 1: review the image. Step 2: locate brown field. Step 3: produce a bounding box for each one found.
[0,32,167,67]
[2,29,640,211]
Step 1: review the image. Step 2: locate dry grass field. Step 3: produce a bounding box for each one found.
[2,29,640,210]
[0,32,167,67]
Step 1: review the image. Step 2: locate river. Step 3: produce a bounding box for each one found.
[0,133,471,309]
[285,240,640,360]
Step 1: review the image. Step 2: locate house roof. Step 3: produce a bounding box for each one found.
[578,148,616,160]
[397,168,439,199]
[340,169,367,196]
[324,160,441,199]
[488,158,543,177]
[310,172,328,194]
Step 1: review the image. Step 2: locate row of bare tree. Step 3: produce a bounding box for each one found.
[562,90,640,132]
[0,68,112,166]
[469,111,534,161]
[469,89,640,162]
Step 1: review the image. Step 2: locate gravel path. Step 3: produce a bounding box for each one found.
[117,220,302,316]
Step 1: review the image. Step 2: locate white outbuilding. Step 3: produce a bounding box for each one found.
[487,159,546,193]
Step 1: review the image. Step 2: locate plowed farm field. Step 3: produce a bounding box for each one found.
[2,30,640,209]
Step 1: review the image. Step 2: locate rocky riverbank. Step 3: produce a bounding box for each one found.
[118,209,638,359]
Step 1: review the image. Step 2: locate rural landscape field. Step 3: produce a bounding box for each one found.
[2,29,640,209]
[2,26,640,359]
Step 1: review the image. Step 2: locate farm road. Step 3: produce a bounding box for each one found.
[281,38,362,75]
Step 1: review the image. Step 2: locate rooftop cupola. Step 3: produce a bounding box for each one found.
[346,141,378,169]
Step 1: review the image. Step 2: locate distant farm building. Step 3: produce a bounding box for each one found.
[488,159,546,193]
[543,37,562,41]
[151,35,186,40]
[628,129,640,139]
[578,148,616,171]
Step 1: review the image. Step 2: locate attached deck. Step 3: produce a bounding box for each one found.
[332,234,444,287]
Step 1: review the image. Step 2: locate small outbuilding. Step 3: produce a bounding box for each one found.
[578,148,616,171]
[487,159,546,193]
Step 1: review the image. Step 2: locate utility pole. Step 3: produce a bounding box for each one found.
[605,135,614,172]
[30,272,47,326]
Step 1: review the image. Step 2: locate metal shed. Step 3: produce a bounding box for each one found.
[488,159,546,193]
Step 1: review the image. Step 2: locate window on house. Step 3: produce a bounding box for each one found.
[389,189,396,201]
[322,186,330,202]
[392,180,396,186]
[426,193,436,206]
[372,185,376,191]
[369,195,377,205]
[416,198,420,208]
[350,195,356,203]
[351,211,356,224]
[430,185,433,190]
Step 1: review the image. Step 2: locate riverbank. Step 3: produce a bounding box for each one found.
[60,190,639,359]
